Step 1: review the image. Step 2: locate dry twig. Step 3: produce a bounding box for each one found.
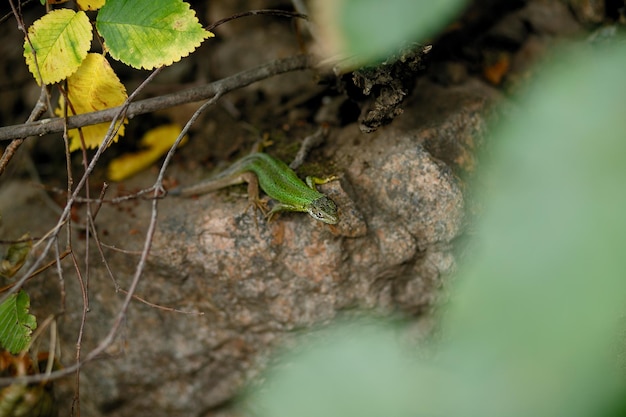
[0,55,313,142]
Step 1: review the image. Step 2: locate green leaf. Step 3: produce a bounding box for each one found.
[0,291,37,354]
[96,0,213,70]
[23,9,93,85]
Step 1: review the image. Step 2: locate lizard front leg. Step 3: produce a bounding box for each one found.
[266,202,303,222]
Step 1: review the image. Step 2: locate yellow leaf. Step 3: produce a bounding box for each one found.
[107,124,187,181]
[23,9,92,85]
[77,0,105,10]
[55,53,128,152]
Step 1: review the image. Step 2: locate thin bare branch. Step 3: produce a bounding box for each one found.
[206,9,307,32]
[0,250,69,293]
[0,66,165,305]
[289,124,330,170]
[0,3,51,186]
[118,289,205,316]
[0,87,48,175]
[45,184,161,204]
[0,55,313,141]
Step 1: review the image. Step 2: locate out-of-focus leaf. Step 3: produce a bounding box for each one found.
[438,42,626,417]
[247,319,420,417]
[314,0,466,64]
[55,53,128,152]
[23,9,92,85]
[0,291,37,354]
[107,124,186,181]
[0,234,32,279]
[96,0,213,70]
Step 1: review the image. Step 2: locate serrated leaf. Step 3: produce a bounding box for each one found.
[77,0,105,10]
[0,291,37,354]
[96,0,213,70]
[55,53,128,152]
[23,9,93,85]
[107,124,187,181]
[0,234,32,279]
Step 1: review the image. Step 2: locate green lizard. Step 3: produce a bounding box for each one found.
[169,152,339,224]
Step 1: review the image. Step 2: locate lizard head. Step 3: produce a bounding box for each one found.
[307,196,339,224]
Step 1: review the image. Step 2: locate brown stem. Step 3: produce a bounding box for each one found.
[0,55,313,142]
[206,9,308,32]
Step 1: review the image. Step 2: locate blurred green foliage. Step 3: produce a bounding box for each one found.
[334,0,466,61]
[245,14,626,417]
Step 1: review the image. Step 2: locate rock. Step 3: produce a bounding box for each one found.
[0,72,499,416]
[70,79,494,417]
